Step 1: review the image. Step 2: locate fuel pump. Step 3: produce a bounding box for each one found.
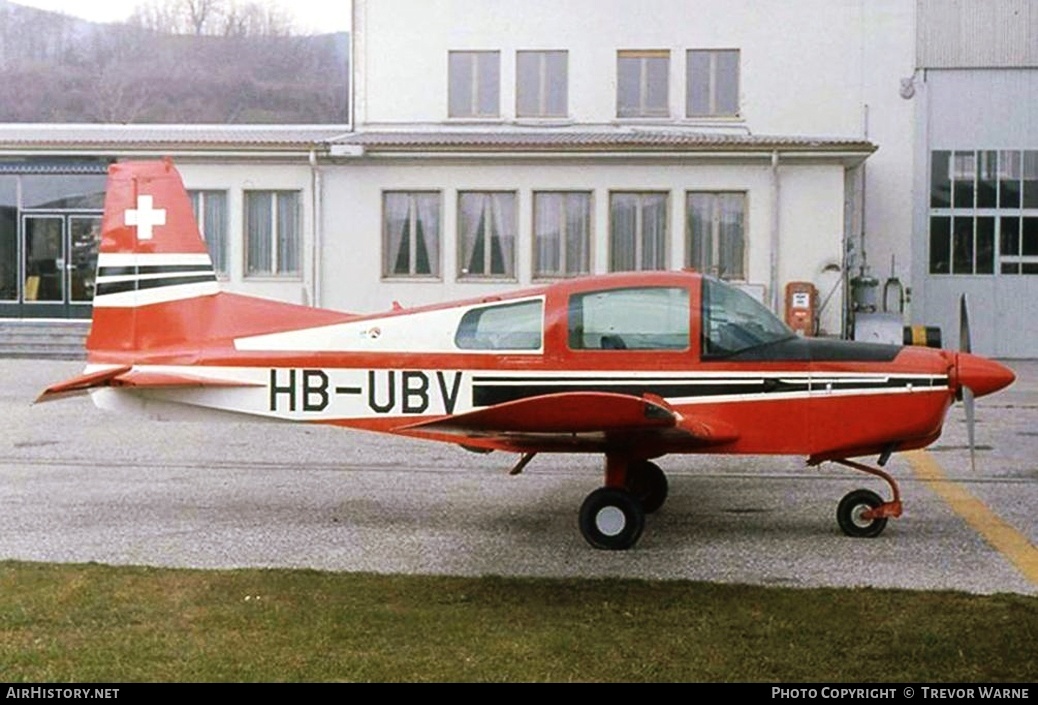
[784,282,818,336]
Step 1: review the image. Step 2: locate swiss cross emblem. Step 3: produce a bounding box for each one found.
[125,195,167,240]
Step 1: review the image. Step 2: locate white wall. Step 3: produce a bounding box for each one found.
[355,0,902,138]
[319,157,845,332]
[859,0,917,309]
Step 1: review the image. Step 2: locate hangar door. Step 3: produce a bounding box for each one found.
[917,71,1038,358]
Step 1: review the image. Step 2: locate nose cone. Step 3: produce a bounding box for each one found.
[956,353,1016,398]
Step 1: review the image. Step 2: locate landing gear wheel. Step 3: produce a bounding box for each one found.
[837,489,888,538]
[625,460,669,514]
[579,487,645,550]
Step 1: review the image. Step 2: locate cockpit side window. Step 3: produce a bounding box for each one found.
[568,286,689,350]
[455,299,544,350]
[701,277,794,358]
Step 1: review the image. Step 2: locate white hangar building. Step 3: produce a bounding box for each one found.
[0,0,1034,357]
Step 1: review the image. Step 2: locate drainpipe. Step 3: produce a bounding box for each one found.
[770,150,781,314]
[309,148,322,308]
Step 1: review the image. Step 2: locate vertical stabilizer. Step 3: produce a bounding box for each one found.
[87,159,219,353]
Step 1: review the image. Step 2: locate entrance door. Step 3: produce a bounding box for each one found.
[20,213,100,318]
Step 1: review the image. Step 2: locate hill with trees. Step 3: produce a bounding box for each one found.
[0,0,349,123]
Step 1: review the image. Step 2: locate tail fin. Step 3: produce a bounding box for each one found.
[86,159,351,358]
[88,159,219,353]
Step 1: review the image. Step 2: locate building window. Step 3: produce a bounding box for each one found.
[687,49,740,117]
[189,190,228,276]
[609,192,668,271]
[244,191,300,277]
[517,50,568,118]
[383,192,441,278]
[533,191,591,278]
[929,150,1038,275]
[687,192,746,280]
[449,51,500,118]
[458,191,516,279]
[617,50,669,118]
[1,176,16,302]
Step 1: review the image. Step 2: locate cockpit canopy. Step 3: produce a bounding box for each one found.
[447,274,795,358]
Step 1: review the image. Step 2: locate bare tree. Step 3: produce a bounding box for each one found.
[130,0,296,37]
[186,0,219,34]
[0,0,347,123]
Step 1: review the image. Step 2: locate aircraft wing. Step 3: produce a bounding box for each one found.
[35,365,260,403]
[396,391,739,453]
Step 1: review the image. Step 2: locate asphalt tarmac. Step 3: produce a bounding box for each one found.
[2,357,1035,595]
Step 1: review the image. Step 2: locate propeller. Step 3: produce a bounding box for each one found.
[959,294,976,471]
[951,297,1014,472]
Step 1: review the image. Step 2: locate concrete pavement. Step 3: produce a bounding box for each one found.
[0,357,1034,594]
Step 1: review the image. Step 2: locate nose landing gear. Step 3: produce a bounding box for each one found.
[830,458,903,538]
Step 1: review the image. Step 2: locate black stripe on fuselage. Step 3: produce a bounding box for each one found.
[470,376,945,407]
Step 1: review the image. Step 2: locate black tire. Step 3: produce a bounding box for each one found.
[578,487,645,550]
[625,460,669,514]
[837,489,888,538]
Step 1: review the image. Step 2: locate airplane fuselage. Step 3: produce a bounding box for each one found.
[84,270,958,464]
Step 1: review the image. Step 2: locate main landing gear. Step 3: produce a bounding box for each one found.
[578,457,668,550]
[829,458,903,538]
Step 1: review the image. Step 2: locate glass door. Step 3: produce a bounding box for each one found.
[22,215,65,313]
[69,216,102,307]
[19,213,99,318]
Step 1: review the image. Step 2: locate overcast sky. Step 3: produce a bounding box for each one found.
[13,0,351,33]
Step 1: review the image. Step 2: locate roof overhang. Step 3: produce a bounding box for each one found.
[0,124,351,161]
[329,127,877,167]
[0,124,877,168]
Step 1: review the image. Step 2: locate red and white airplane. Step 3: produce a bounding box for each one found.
[39,160,1015,550]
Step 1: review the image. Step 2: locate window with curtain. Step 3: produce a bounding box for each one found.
[686,49,740,117]
[686,192,746,280]
[383,192,441,278]
[609,192,668,272]
[617,50,669,118]
[449,51,500,118]
[517,50,568,118]
[533,191,590,278]
[189,190,228,276]
[245,191,300,277]
[458,192,516,279]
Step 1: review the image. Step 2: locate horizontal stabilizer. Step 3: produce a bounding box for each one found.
[36,366,260,403]
[35,365,132,402]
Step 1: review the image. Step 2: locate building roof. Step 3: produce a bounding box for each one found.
[0,123,876,163]
[0,124,351,153]
[331,127,877,157]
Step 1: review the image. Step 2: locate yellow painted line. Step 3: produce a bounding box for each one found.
[906,450,1038,586]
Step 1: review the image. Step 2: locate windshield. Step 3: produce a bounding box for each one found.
[701,277,794,357]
